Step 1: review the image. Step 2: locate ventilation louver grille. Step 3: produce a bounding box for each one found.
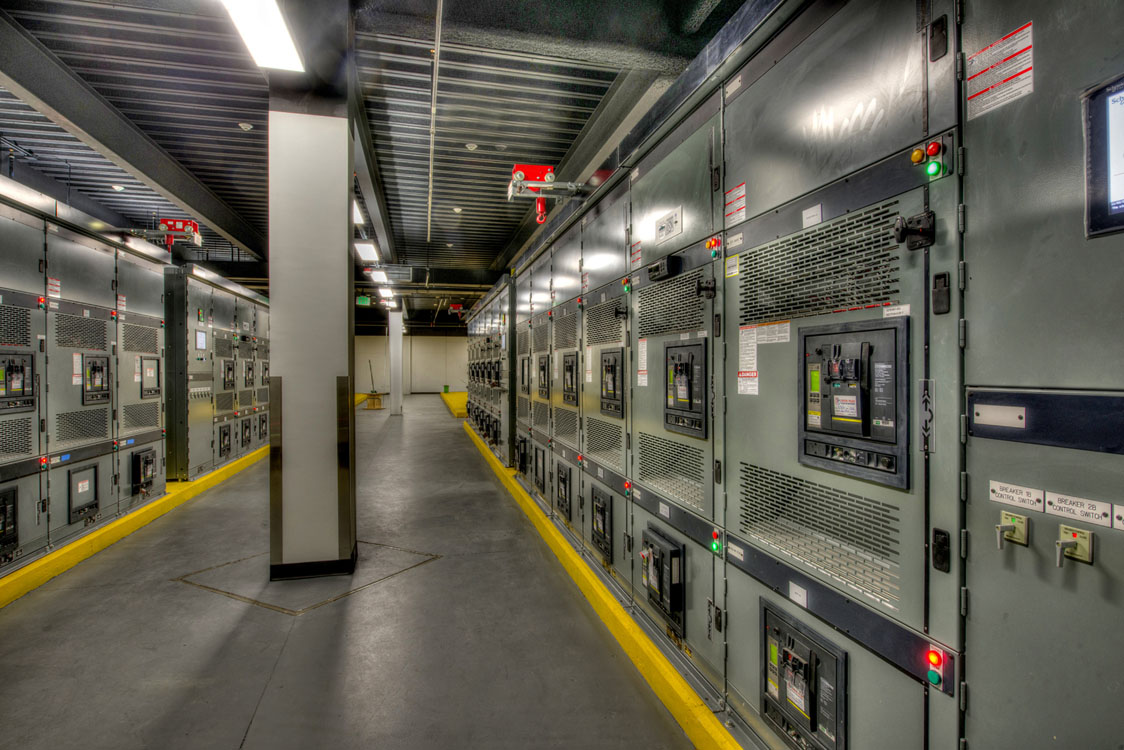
[585,299,625,346]
[237,339,255,359]
[257,387,269,403]
[0,417,34,459]
[738,200,901,325]
[553,407,578,450]
[532,400,549,430]
[122,323,158,354]
[553,314,578,350]
[517,396,529,423]
[215,392,234,413]
[738,463,901,608]
[122,402,160,430]
[55,314,107,351]
[258,341,270,359]
[532,322,550,353]
[584,416,624,473]
[0,305,32,347]
[215,337,234,358]
[638,269,704,338]
[516,330,530,357]
[238,390,254,408]
[637,431,705,512]
[55,408,109,447]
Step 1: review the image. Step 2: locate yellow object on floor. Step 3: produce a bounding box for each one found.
[440,391,468,418]
[354,393,368,407]
[462,421,742,750]
[0,447,269,610]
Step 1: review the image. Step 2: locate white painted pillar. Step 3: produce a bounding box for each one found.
[389,311,403,415]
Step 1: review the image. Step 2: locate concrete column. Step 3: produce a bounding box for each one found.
[389,311,403,415]
[267,0,356,579]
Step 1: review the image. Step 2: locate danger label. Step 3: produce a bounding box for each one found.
[725,182,746,227]
[629,241,643,271]
[967,21,1033,120]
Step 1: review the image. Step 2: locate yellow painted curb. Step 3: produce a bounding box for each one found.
[441,391,468,418]
[462,421,740,750]
[0,446,269,610]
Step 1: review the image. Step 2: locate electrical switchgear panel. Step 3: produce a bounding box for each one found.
[222,359,235,391]
[591,485,612,563]
[259,413,268,442]
[0,487,17,556]
[533,445,547,495]
[218,424,232,458]
[516,436,529,475]
[537,355,550,398]
[519,357,530,395]
[68,465,99,523]
[82,355,111,405]
[0,353,34,413]
[641,525,686,638]
[131,448,156,495]
[556,464,572,521]
[140,357,161,398]
[664,341,707,438]
[241,418,252,448]
[762,604,847,750]
[244,361,255,388]
[600,348,624,418]
[799,318,909,488]
[562,353,578,405]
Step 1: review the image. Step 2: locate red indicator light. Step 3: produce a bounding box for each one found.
[39,456,48,465]
[926,141,942,157]
[577,454,583,462]
[926,650,943,667]
[577,297,582,304]
[712,530,720,540]
[624,481,632,490]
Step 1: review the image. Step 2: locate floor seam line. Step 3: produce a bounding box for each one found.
[238,616,295,749]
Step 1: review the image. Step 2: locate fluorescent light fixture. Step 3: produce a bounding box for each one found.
[355,242,379,263]
[378,287,394,298]
[111,185,125,192]
[384,299,398,309]
[366,269,388,283]
[353,200,364,224]
[219,0,304,72]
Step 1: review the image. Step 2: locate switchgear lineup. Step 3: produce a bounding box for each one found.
[0,198,269,576]
[469,0,1124,747]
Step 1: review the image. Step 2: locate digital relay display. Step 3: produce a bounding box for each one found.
[1084,72,1124,237]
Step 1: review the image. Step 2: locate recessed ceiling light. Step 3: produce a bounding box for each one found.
[354,242,379,263]
[366,269,389,283]
[452,207,462,214]
[378,287,394,298]
[111,185,125,192]
[352,200,364,224]
[465,143,477,151]
[446,243,454,248]
[238,122,254,132]
[219,0,304,72]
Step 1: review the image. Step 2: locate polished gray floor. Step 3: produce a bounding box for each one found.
[0,395,691,750]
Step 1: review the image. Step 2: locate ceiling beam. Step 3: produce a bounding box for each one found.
[0,9,267,258]
[350,66,398,264]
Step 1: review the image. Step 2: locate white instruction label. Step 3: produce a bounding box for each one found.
[833,394,858,418]
[77,480,90,494]
[637,338,648,387]
[756,321,790,344]
[801,204,823,228]
[727,232,744,250]
[585,346,593,383]
[788,582,808,608]
[727,543,744,562]
[1045,491,1112,528]
[725,255,739,278]
[72,352,82,386]
[737,325,759,395]
[659,502,670,519]
[883,304,911,319]
[989,480,1044,512]
[967,21,1034,121]
[134,355,142,383]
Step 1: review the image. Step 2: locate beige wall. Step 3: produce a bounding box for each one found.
[355,334,467,393]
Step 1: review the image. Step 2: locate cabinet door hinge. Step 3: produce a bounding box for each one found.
[957,261,967,291]
[958,319,967,348]
[960,587,969,616]
[957,204,966,233]
[960,682,968,712]
[960,529,969,559]
[960,414,968,444]
[624,532,632,552]
[960,471,968,502]
[955,51,965,80]
[714,460,723,485]
[957,145,966,176]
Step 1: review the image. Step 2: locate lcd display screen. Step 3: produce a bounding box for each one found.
[195,330,207,350]
[1084,72,1124,236]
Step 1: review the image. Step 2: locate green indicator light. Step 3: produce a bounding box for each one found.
[624,285,631,293]
[711,250,718,259]
[927,669,942,686]
[926,160,941,177]
[711,541,719,552]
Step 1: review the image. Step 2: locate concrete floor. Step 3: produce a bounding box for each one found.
[0,395,692,750]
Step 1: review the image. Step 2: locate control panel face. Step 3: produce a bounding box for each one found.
[762,604,847,750]
[241,418,252,447]
[799,318,909,488]
[664,341,707,438]
[600,348,624,418]
[221,359,235,391]
[244,361,255,388]
[141,357,161,399]
[537,355,550,398]
[82,355,111,405]
[641,525,686,638]
[562,353,578,405]
[261,362,269,386]
[218,424,232,457]
[0,487,17,555]
[68,465,99,523]
[131,448,156,494]
[259,413,268,440]
[519,357,530,395]
[0,353,35,413]
[516,436,529,475]
[556,464,572,521]
[591,485,613,562]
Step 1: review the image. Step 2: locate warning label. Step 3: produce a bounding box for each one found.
[738,325,758,395]
[967,21,1033,120]
[630,241,643,271]
[725,182,746,227]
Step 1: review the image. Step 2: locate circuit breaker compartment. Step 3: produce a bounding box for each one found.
[664,341,707,438]
[562,353,578,405]
[68,465,99,523]
[81,355,111,405]
[0,353,35,413]
[641,524,686,637]
[131,447,156,495]
[591,484,613,563]
[599,347,624,418]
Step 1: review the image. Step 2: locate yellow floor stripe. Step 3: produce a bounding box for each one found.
[462,421,741,750]
[0,446,268,610]
[440,391,468,418]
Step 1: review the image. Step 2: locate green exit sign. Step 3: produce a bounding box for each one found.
[356,295,371,306]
